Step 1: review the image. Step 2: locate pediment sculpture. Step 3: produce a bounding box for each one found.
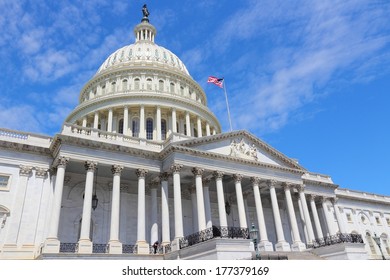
[229,138,258,161]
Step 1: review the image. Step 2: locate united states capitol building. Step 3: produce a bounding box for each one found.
[1,7,389,260]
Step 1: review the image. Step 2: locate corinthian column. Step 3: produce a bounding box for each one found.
[213,171,227,227]
[251,177,273,251]
[268,180,290,251]
[171,164,184,251]
[78,161,97,254]
[233,174,247,228]
[192,167,206,231]
[136,168,149,254]
[43,157,68,253]
[160,173,170,245]
[309,195,324,239]
[296,185,315,245]
[108,165,123,254]
[283,183,305,251]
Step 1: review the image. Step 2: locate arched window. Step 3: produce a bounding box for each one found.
[102,85,106,94]
[146,78,152,90]
[176,122,179,133]
[134,78,140,90]
[146,118,153,140]
[161,119,167,140]
[111,82,116,92]
[170,82,175,93]
[118,119,124,134]
[122,79,128,91]
[159,80,164,92]
[184,124,187,136]
[180,86,184,95]
[366,232,377,255]
[132,118,140,137]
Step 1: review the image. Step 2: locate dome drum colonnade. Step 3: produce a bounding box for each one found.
[42,154,343,255]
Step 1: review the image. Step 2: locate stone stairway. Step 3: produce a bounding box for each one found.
[260,250,325,260]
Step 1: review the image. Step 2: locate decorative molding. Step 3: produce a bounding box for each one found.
[230,138,258,161]
[233,174,243,183]
[19,165,33,177]
[111,165,124,176]
[212,171,224,180]
[135,168,148,178]
[250,177,261,185]
[56,156,69,168]
[84,161,97,171]
[35,168,48,178]
[170,164,182,173]
[159,172,170,182]
[191,167,204,177]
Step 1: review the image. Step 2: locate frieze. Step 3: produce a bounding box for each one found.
[230,138,258,161]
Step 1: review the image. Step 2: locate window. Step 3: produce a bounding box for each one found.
[122,79,128,91]
[184,124,187,136]
[170,82,175,93]
[118,119,124,134]
[376,216,381,225]
[159,80,164,92]
[111,82,116,92]
[366,232,377,255]
[386,218,390,226]
[346,213,352,222]
[132,118,140,137]
[146,78,152,90]
[161,119,167,140]
[134,78,140,90]
[146,118,153,140]
[0,175,10,191]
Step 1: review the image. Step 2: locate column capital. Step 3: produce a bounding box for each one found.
[149,180,159,189]
[170,164,183,174]
[213,171,224,180]
[295,184,305,192]
[309,194,317,201]
[192,167,204,176]
[84,161,97,172]
[233,174,243,183]
[318,196,329,203]
[267,179,278,188]
[19,165,33,177]
[55,156,69,168]
[159,172,170,182]
[136,168,148,178]
[202,177,211,185]
[281,182,293,191]
[111,165,124,176]
[35,168,48,178]
[250,177,261,185]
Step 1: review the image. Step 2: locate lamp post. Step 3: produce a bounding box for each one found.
[249,223,260,259]
[372,233,386,260]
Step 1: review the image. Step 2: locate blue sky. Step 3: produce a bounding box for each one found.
[1,0,389,195]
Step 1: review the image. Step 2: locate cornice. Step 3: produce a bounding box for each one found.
[160,144,305,175]
[0,139,51,157]
[173,130,305,171]
[302,179,338,189]
[335,188,390,205]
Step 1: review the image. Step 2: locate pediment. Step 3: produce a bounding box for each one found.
[175,130,304,170]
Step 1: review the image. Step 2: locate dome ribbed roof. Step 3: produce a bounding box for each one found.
[96,20,189,76]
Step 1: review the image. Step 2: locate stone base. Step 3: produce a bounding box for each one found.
[171,238,181,252]
[42,238,60,254]
[108,241,123,254]
[1,244,38,259]
[275,241,291,252]
[77,239,92,254]
[136,241,150,254]
[258,240,274,252]
[291,241,306,252]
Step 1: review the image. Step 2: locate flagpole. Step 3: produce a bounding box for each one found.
[222,80,233,132]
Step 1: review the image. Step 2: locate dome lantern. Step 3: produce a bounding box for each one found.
[134,4,156,43]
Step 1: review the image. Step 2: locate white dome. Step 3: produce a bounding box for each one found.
[96,20,189,76]
[96,42,190,76]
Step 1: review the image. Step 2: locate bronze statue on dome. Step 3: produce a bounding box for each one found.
[142,4,150,20]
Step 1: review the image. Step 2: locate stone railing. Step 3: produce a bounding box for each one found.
[179,226,249,249]
[308,233,364,249]
[0,128,52,147]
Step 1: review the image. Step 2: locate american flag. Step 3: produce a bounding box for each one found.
[207,76,224,88]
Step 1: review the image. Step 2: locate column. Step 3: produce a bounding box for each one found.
[206,123,211,136]
[156,106,161,141]
[78,161,97,254]
[136,169,149,254]
[93,111,99,129]
[150,182,159,246]
[309,195,324,239]
[212,128,216,135]
[107,109,113,132]
[233,174,247,228]
[296,185,315,244]
[108,165,123,254]
[192,168,206,231]
[43,157,68,253]
[296,193,309,244]
[197,117,203,137]
[268,180,290,251]
[185,111,191,136]
[332,198,346,233]
[123,106,129,136]
[171,164,184,250]
[140,105,145,139]
[283,183,305,251]
[251,177,273,251]
[172,108,177,134]
[203,178,212,229]
[213,171,227,228]
[82,117,87,127]
[160,173,170,246]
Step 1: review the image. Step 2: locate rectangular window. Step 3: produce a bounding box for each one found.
[0,175,10,191]
[346,213,352,223]
[376,216,381,225]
